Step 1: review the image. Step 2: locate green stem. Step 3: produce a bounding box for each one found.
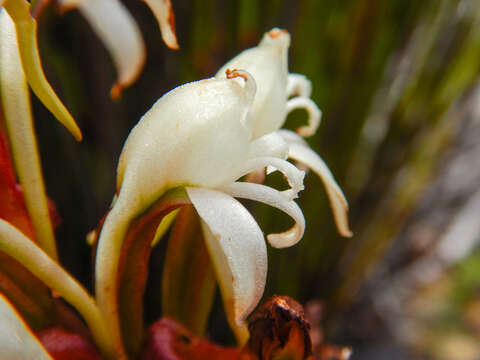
[0,9,58,260]
[0,219,116,359]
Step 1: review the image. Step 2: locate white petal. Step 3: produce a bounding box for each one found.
[216,28,291,138]
[142,0,179,50]
[116,74,255,212]
[286,96,322,137]
[235,157,305,200]
[248,132,289,159]
[0,294,53,359]
[280,130,352,237]
[222,182,305,248]
[287,73,312,98]
[186,187,267,326]
[75,0,146,98]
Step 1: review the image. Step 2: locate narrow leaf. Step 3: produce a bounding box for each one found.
[1,9,59,259]
[2,0,82,141]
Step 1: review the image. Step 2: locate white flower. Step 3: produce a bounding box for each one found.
[95,69,307,349]
[217,28,352,237]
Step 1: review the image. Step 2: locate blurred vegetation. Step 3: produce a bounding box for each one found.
[19,0,480,358]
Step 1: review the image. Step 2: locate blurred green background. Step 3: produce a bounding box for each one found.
[28,0,480,358]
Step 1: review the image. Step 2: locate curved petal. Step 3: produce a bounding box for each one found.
[248,132,289,159]
[279,130,352,237]
[143,0,179,49]
[0,293,53,359]
[235,157,305,200]
[287,73,312,98]
[186,187,267,334]
[286,96,322,137]
[222,182,305,248]
[74,0,146,98]
[2,1,82,141]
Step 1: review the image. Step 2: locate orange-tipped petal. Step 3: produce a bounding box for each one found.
[143,0,179,49]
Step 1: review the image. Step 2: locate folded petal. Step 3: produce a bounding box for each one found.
[279,130,352,237]
[1,2,82,141]
[286,96,321,137]
[142,0,179,49]
[287,73,312,98]
[235,156,305,200]
[186,187,267,332]
[0,293,53,359]
[248,132,289,159]
[222,182,305,248]
[68,0,146,98]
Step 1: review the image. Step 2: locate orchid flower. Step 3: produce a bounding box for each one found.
[56,0,178,98]
[95,69,307,352]
[217,28,353,237]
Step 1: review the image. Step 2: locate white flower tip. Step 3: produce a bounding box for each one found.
[342,228,353,238]
[327,187,353,238]
[159,6,179,50]
[260,28,291,49]
[267,223,304,248]
[141,0,179,50]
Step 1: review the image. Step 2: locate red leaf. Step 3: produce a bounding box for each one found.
[38,327,102,360]
[0,129,61,239]
[0,131,35,239]
[141,318,241,360]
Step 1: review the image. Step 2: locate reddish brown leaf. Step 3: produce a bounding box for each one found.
[0,130,61,238]
[38,327,102,360]
[115,196,187,357]
[0,130,35,239]
[141,318,241,360]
